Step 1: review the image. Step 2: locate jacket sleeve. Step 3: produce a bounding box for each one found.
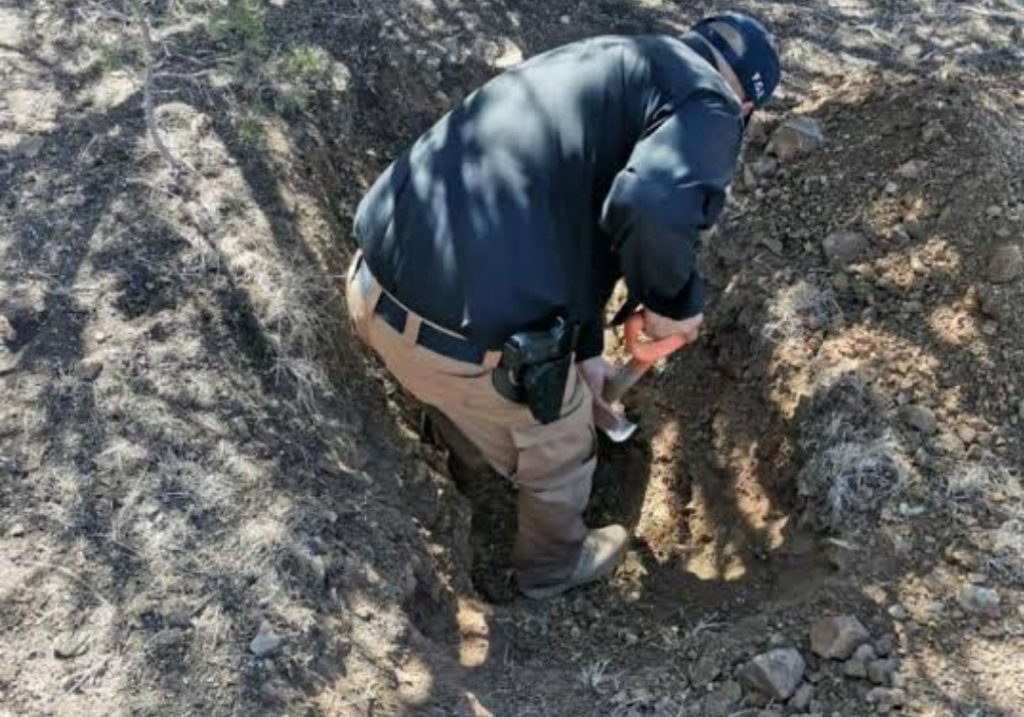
[600,92,742,320]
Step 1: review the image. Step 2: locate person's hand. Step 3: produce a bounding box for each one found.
[577,355,622,430]
[578,355,615,406]
[642,309,703,344]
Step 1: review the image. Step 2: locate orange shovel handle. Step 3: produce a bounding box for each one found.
[623,312,687,365]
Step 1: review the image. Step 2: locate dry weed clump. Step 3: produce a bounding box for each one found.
[798,438,909,532]
[762,275,841,343]
[794,372,909,531]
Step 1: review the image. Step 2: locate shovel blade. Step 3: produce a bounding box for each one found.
[594,403,638,443]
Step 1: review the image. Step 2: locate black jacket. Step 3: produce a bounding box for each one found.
[354,35,743,359]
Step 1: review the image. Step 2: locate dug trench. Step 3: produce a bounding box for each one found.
[294,63,1024,714]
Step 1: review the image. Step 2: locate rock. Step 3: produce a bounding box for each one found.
[900,404,937,435]
[705,680,743,717]
[8,522,26,537]
[865,687,906,711]
[54,631,90,659]
[956,425,978,445]
[20,135,45,159]
[737,648,806,700]
[904,217,924,240]
[884,181,899,195]
[921,120,948,144]
[843,659,868,679]
[249,623,283,657]
[874,634,896,657]
[852,644,877,662]
[166,611,193,629]
[823,230,869,267]
[789,683,814,711]
[825,541,857,572]
[769,117,825,161]
[690,650,723,687]
[0,314,15,345]
[958,585,1001,618]
[75,359,104,381]
[459,692,494,717]
[868,657,900,686]
[753,156,779,178]
[810,615,871,659]
[985,244,1023,283]
[896,159,927,180]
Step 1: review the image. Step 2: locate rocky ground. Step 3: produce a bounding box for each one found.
[2,1,1023,716]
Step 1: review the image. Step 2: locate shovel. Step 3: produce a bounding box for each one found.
[595,313,687,443]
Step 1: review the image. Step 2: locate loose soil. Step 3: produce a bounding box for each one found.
[1,2,1022,716]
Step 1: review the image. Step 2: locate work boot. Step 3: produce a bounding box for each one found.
[520,524,629,600]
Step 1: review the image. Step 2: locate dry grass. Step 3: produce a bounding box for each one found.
[945,460,1024,584]
[763,275,841,343]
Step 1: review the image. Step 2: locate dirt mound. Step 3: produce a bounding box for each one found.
[3,2,1024,717]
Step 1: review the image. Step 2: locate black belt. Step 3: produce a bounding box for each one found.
[374,293,485,364]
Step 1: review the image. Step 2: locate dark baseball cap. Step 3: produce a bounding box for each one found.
[693,11,781,108]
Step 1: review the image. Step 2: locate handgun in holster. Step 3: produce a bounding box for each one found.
[492,317,579,425]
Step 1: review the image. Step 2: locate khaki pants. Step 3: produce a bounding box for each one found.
[345,254,596,590]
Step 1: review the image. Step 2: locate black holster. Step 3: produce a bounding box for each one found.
[492,318,579,424]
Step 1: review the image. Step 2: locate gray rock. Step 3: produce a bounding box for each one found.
[809,615,871,659]
[789,683,813,711]
[249,624,283,657]
[0,315,15,345]
[874,634,896,657]
[843,658,867,679]
[737,648,806,700]
[886,604,909,621]
[753,156,779,178]
[54,631,90,659]
[769,117,825,161]
[921,120,948,144]
[865,687,906,711]
[75,359,104,381]
[896,159,927,180]
[986,244,1023,284]
[958,585,1001,618]
[8,522,26,537]
[19,135,45,159]
[900,404,938,435]
[852,643,877,662]
[690,650,723,687]
[868,657,900,686]
[823,230,869,267]
[705,680,743,717]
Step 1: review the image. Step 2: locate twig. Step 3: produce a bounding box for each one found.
[132,0,195,176]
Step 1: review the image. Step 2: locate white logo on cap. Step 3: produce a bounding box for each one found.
[751,71,765,100]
